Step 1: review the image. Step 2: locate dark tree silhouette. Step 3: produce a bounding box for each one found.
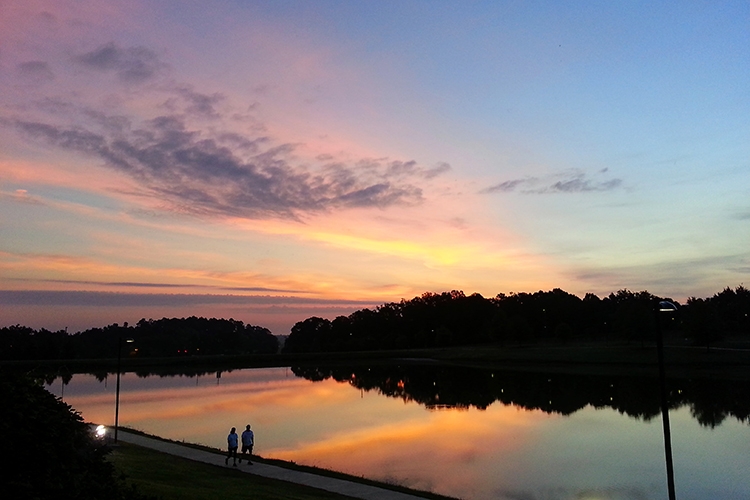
[684,297,722,349]
[0,373,152,499]
[4,284,749,359]
[283,316,332,353]
[279,285,750,354]
[712,286,750,335]
[606,290,658,347]
[0,317,278,361]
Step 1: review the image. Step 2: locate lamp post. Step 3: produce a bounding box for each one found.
[656,300,677,500]
[114,337,134,443]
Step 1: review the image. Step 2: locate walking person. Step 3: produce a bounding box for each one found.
[225,427,238,467]
[239,424,254,464]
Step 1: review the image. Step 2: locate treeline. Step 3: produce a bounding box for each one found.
[0,316,279,361]
[282,286,750,353]
[2,286,748,360]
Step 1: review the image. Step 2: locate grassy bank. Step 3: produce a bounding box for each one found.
[108,442,360,500]
[5,340,750,381]
[428,342,750,381]
[111,429,458,500]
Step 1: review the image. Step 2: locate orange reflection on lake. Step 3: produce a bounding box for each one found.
[270,404,547,495]
[49,367,750,500]
[54,368,363,448]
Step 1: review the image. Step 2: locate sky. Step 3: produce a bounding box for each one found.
[1,0,749,335]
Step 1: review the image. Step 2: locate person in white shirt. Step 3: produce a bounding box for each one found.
[225,427,238,467]
[239,424,254,465]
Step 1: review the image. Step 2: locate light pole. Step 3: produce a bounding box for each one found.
[114,337,134,443]
[656,300,677,500]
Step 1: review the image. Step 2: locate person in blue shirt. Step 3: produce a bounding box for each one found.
[239,424,255,465]
[225,427,238,467]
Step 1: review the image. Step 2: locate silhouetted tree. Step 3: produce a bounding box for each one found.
[283,317,332,353]
[5,285,750,359]
[1,317,277,361]
[607,290,657,347]
[684,297,722,349]
[711,286,750,335]
[0,373,152,499]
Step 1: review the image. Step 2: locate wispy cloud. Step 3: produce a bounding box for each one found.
[173,86,226,118]
[0,189,46,205]
[381,160,451,179]
[0,290,374,308]
[74,42,164,83]
[481,179,527,194]
[424,162,452,179]
[7,277,303,294]
[12,111,432,219]
[4,42,454,221]
[481,170,622,195]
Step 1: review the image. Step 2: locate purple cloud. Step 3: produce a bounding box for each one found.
[74,42,164,83]
[12,113,426,219]
[482,172,622,194]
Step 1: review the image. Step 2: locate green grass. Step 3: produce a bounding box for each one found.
[9,339,750,382]
[428,342,750,380]
[111,428,458,500]
[109,442,361,500]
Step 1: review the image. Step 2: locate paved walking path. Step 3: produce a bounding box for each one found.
[113,429,431,500]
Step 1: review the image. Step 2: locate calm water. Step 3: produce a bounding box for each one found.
[48,366,750,500]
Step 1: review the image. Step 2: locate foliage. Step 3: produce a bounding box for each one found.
[0,372,152,500]
[0,317,278,361]
[684,297,721,348]
[282,285,750,353]
[2,286,748,359]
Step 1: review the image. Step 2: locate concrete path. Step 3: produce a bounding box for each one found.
[112,429,431,500]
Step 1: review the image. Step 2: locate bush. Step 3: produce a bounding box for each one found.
[0,372,151,500]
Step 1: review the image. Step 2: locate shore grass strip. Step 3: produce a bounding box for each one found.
[114,428,458,500]
[110,441,367,500]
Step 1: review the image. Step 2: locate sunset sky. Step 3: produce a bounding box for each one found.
[1,1,749,334]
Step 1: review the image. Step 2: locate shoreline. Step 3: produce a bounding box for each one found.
[7,341,750,381]
[109,426,459,500]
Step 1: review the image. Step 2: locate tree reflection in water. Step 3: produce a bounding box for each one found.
[292,364,750,428]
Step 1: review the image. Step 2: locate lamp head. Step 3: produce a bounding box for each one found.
[94,424,107,439]
[659,301,678,312]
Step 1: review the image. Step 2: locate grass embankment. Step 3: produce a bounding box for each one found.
[1,349,435,373]
[5,339,750,381]
[428,341,750,381]
[109,442,360,500]
[110,443,362,500]
[110,429,458,500]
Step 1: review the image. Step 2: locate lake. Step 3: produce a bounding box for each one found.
[47,364,750,500]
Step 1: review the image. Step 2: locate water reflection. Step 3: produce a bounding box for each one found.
[44,365,750,500]
[292,364,750,428]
